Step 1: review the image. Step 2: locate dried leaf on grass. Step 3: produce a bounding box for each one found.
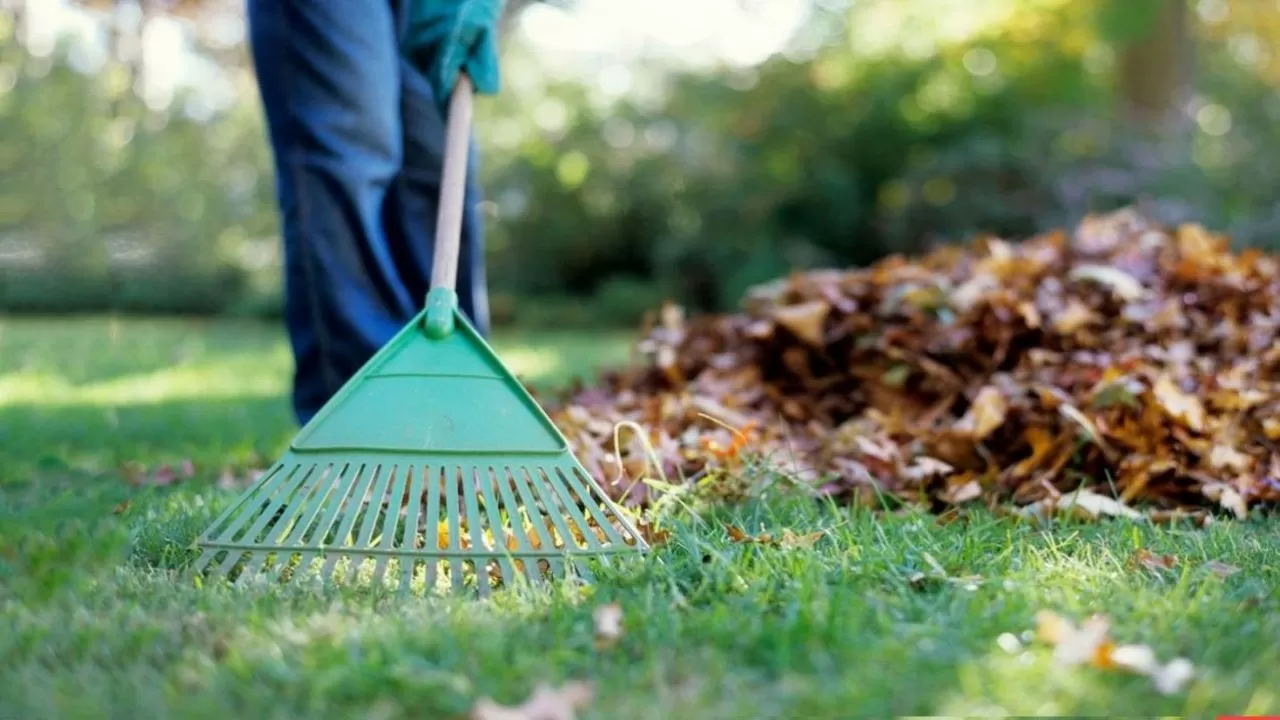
[725,524,826,549]
[593,603,624,650]
[216,466,266,490]
[122,459,197,487]
[1202,560,1242,578]
[1129,548,1179,572]
[546,208,1279,519]
[1020,488,1142,522]
[908,550,984,590]
[471,682,593,720]
[1034,610,1195,695]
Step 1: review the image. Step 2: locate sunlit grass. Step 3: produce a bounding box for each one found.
[0,315,1277,718]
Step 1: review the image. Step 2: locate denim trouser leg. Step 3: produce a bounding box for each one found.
[246,0,490,427]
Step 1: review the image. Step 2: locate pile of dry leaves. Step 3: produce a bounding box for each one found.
[548,208,1280,519]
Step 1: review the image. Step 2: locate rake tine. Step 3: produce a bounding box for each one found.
[477,467,518,587]
[192,465,287,577]
[290,463,363,584]
[446,466,464,596]
[269,463,343,584]
[423,466,443,593]
[399,466,426,596]
[318,463,376,583]
[371,465,409,588]
[526,467,583,558]
[508,466,561,582]
[219,464,311,580]
[491,466,539,586]
[545,467,603,552]
[241,464,335,581]
[461,466,492,598]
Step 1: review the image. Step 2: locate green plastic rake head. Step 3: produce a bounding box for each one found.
[190,77,647,597]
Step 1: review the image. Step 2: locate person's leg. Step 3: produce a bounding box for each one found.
[386,0,490,338]
[247,0,422,425]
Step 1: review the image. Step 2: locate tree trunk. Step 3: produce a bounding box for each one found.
[1116,0,1192,130]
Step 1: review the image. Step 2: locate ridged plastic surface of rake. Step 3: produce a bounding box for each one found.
[191,308,646,597]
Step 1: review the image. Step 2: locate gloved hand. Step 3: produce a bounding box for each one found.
[402,0,507,102]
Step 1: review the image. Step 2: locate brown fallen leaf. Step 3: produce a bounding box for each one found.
[1152,375,1207,433]
[941,477,983,505]
[1202,560,1241,578]
[771,300,829,348]
[635,520,671,547]
[725,524,759,544]
[1022,488,1142,522]
[1052,298,1098,334]
[593,603,623,650]
[778,528,826,549]
[1129,548,1178,572]
[545,208,1273,523]
[903,456,955,482]
[471,681,593,720]
[725,524,825,549]
[1201,482,1248,520]
[1206,444,1252,474]
[954,386,1008,441]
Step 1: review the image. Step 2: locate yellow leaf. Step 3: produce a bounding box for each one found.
[1032,609,1196,695]
[1262,418,1280,441]
[955,386,1008,441]
[1207,444,1252,473]
[1152,375,1206,433]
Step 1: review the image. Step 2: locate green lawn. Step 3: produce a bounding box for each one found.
[1,315,1277,718]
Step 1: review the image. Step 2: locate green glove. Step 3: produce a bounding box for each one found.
[402,0,507,102]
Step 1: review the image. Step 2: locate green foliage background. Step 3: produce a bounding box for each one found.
[2,0,1279,327]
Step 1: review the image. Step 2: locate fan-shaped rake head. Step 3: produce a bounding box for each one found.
[191,451,645,597]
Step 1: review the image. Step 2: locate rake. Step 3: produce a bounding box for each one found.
[189,76,647,597]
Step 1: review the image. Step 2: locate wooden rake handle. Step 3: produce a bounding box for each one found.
[423,75,475,338]
[430,74,475,295]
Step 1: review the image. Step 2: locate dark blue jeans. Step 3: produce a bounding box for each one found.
[247,0,489,426]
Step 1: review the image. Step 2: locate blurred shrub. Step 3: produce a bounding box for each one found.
[0,16,277,316]
[3,1,1280,325]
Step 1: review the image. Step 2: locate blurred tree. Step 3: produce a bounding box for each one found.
[1099,0,1193,128]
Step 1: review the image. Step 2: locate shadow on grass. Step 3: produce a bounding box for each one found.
[0,393,296,486]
